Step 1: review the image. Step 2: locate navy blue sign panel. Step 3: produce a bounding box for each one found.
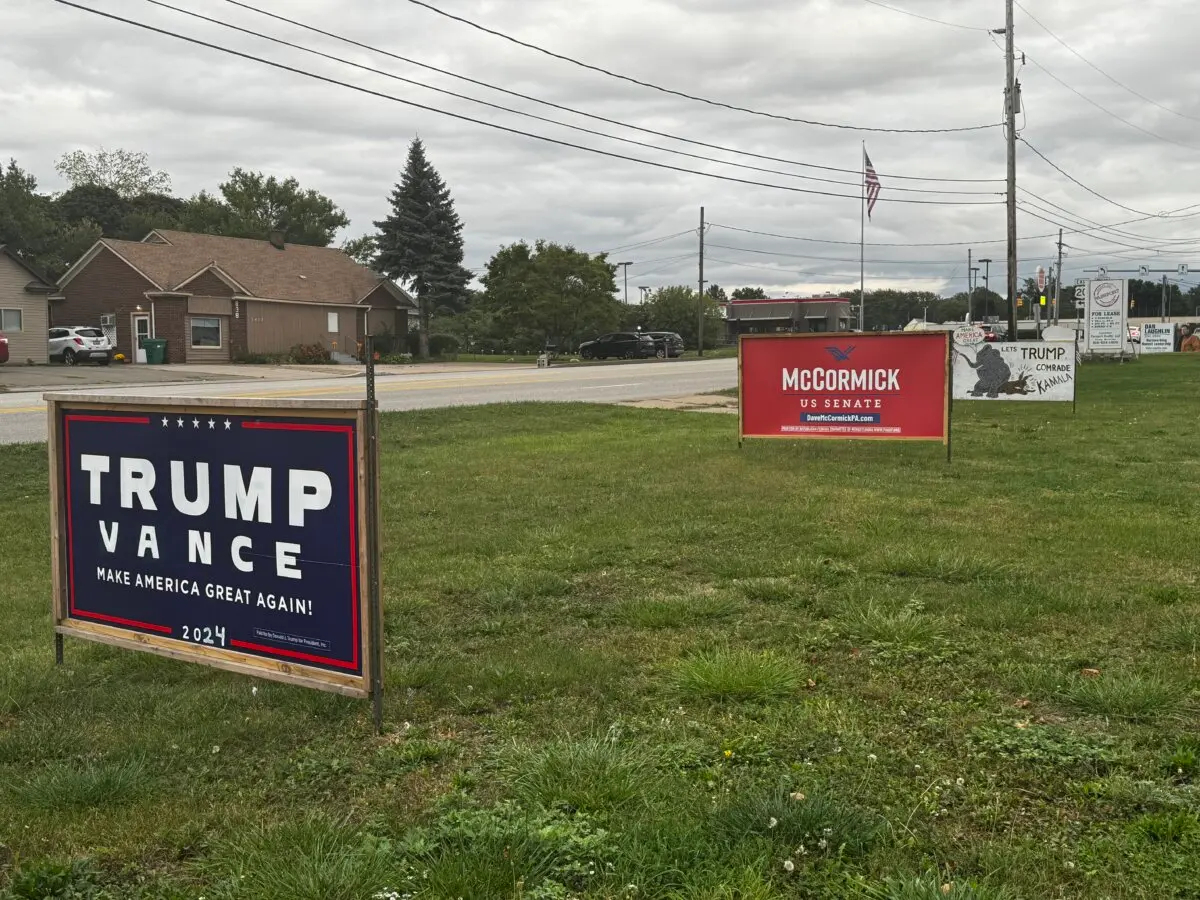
[56,404,365,680]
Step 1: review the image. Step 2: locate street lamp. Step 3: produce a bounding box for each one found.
[616,261,633,304]
[638,286,651,302]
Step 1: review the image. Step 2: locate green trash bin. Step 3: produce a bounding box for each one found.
[143,338,167,365]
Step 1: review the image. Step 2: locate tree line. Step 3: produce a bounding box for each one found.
[9,143,1196,360]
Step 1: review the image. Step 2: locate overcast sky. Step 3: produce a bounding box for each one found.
[5,0,1200,300]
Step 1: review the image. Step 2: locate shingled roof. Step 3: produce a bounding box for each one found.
[64,230,410,306]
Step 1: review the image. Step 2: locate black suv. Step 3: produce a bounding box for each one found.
[578,332,658,360]
[645,331,685,358]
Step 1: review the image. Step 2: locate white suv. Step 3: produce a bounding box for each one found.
[49,326,114,366]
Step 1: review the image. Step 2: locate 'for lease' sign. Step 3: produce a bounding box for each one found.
[47,395,374,697]
[739,332,950,442]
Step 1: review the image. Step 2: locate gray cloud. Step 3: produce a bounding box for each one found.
[3,0,1199,299]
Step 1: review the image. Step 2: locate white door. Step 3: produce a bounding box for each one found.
[132,314,151,363]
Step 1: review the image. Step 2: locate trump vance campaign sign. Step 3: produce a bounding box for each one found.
[47,395,377,697]
[738,332,950,442]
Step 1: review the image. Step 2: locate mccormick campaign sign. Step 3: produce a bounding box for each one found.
[738,332,950,442]
[47,395,376,697]
[951,327,1075,402]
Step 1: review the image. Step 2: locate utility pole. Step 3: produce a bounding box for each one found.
[1053,229,1063,324]
[1000,0,1019,342]
[979,258,992,321]
[968,248,973,322]
[1162,274,1169,321]
[617,261,633,304]
[697,206,706,357]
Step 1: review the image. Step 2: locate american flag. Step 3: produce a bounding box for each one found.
[864,150,881,219]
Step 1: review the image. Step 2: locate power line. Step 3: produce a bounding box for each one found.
[1019,138,1155,216]
[859,0,990,33]
[142,0,995,197]
[1014,1,1200,125]
[53,0,1005,208]
[706,242,962,266]
[401,0,1002,134]
[600,230,697,254]
[1023,54,1200,152]
[221,0,1001,185]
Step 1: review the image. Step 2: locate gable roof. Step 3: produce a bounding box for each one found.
[0,245,56,290]
[60,229,413,307]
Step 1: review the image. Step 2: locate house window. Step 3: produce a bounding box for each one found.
[190,316,222,348]
[327,311,339,333]
[1,309,22,332]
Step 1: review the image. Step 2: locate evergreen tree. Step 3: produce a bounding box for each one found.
[374,139,470,358]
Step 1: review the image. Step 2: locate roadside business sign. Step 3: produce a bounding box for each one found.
[46,395,380,698]
[1141,322,1176,354]
[1085,279,1129,354]
[738,332,950,443]
[952,339,1075,401]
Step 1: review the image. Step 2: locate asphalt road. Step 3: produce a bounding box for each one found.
[0,359,737,445]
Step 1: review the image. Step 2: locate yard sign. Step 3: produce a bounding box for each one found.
[951,327,1075,402]
[47,395,380,698]
[738,332,951,445]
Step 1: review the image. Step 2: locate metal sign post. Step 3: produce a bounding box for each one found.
[364,335,385,734]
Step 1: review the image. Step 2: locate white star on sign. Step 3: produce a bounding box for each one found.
[192,418,200,428]
[224,419,232,430]
[162,417,169,427]
[208,419,216,429]
[177,417,184,427]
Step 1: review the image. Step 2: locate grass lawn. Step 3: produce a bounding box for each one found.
[2,356,1199,899]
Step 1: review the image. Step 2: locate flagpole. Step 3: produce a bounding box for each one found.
[859,142,866,332]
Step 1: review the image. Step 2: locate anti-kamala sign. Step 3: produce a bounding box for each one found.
[49,397,373,696]
[739,332,949,441]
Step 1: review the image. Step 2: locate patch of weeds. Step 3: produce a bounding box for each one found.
[11,757,149,810]
[1153,618,1200,653]
[3,859,104,900]
[476,570,572,612]
[396,802,612,900]
[1068,776,1191,813]
[202,817,397,900]
[970,725,1122,771]
[665,866,782,900]
[737,578,798,605]
[1059,672,1185,721]
[795,557,859,587]
[873,550,1014,584]
[503,733,660,815]
[613,594,738,629]
[672,649,801,703]
[1130,810,1200,844]
[376,737,455,775]
[711,782,879,859]
[859,872,1017,899]
[1164,742,1199,782]
[841,600,944,650]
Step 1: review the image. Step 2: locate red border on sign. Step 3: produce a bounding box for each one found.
[737,332,951,443]
[62,414,170,634]
[239,420,361,672]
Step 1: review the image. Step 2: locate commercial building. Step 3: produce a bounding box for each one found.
[723,296,855,340]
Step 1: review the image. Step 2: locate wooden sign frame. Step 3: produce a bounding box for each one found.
[46,394,381,699]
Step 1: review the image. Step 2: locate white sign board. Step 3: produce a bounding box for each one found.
[1085,279,1128,354]
[1141,322,1176,354]
[1074,285,1085,299]
[953,340,1075,402]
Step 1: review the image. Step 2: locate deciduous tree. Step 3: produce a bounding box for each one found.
[55,148,171,198]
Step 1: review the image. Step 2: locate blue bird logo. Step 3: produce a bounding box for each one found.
[825,346,856,361]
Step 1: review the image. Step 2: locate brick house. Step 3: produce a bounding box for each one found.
[52,230,414,364]
[1,246,56,364]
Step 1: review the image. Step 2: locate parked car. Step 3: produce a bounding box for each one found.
[0,331,8,365]
[645,331,685,358]
[49,326,113,365]
[578,332,658,360]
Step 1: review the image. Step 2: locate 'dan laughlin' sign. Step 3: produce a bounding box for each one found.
[46,395,377,697]
[738,332,950,442]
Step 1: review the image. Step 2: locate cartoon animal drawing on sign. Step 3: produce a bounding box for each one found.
[956,345,1033,398]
